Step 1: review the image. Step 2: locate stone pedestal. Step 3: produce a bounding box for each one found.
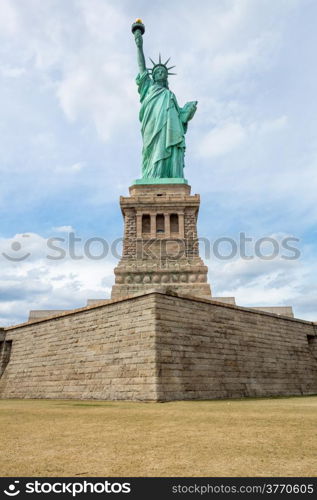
[111,183,212,299]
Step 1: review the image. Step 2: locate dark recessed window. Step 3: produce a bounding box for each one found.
[142,214,151,234]
[170,213,179,233]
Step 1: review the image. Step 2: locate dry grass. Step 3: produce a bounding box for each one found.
[0,397,316,477]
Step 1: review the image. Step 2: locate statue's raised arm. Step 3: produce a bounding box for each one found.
[132,20,146,74]
[131,19,198,182]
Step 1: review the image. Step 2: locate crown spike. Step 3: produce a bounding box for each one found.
[148,55,177,76]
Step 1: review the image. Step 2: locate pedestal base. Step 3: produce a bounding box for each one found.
[111,182,212,300]
[112,258,211,299]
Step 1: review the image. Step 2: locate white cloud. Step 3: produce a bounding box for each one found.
[257,115,288,134]
[52,226,74,233]
[0,232,116,326]
[210,246,317,321]
[199,122,247,157]
[0,0,136,142]
[53,162,86,174]
[0,233,48,263]
[79,0,125,42]
[210,45,257,76]
[57,60,136,141]
[198,115,288,158]
[0,65,25,78]
[0,0,20,36]
[209,30,280,79]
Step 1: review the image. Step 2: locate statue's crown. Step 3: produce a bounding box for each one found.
[147,54,176,76]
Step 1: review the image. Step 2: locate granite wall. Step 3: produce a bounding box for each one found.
[0,295,158,400]
[154,294,317,400]
[0,291,316,401]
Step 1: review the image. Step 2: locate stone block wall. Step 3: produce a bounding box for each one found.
[154,293,317,401]
[0,291,316,401]
[0,295,158,400]
[122,208,137,259]
[308,333,317,361]
[184,207,199,258]
[0,332,12,378]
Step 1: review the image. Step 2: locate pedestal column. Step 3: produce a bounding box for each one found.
[136,213,142,237]
[150,214,156,237]
[164,213,170,237]
[178,212,185,238]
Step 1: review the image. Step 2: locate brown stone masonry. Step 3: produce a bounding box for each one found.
[154,293,317,401]
[112,183,211,299]
[0,291,316,401]
[0,295,158,401]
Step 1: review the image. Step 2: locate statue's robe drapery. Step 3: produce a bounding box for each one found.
[136,71,186,178]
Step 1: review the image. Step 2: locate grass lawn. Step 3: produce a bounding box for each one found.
[0,396,316,477]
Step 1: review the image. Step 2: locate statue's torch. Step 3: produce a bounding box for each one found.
[131,18,145,37]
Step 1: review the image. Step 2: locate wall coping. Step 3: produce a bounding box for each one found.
[2,288,317,331]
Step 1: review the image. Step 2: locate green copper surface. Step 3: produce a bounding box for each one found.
[134,177,188,185]
[133,21,197,182]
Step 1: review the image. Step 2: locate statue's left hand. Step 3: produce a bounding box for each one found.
[189,101,198,118]
[181,101,198,123]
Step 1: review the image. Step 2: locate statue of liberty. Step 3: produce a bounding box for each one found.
[132,20,197,181]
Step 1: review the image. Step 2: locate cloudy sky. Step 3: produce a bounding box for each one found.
[0,0,316,325]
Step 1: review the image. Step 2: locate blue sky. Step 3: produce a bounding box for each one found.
[0,0,316,325]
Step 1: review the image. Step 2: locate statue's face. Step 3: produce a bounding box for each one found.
[153,66,168,85]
